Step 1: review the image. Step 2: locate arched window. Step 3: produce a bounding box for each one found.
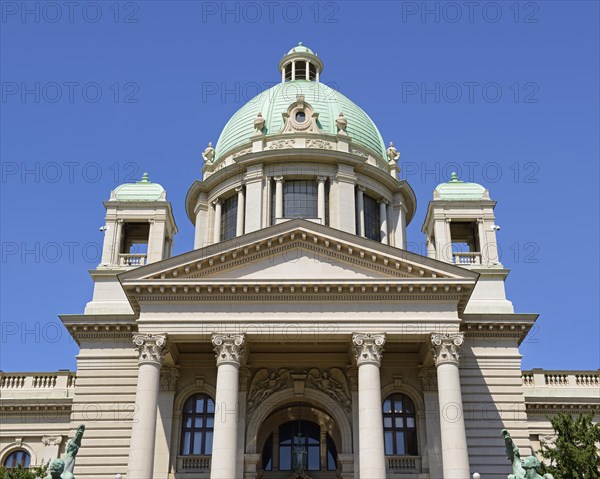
[383,393,418,455]
[3,450,31,468]
[181,393,215,456]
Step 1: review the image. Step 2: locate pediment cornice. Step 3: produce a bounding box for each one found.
[119,220,478,313]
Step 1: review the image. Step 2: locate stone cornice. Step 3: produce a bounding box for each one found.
[460,313,537,344]
[525,402,599,415]
[60,314,138,345]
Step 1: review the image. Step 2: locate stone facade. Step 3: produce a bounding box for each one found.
[1,44,598,479]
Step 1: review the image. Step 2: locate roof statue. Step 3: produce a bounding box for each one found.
[386,142,400,163]
[502,429,554,479]
[253,112,265,133]
[38,425,85,479]
[202,141,215,163]
[336,112,348,134]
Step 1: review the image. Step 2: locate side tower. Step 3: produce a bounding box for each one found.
[422,172,513,313]
[59,174,177,479]
[86,173,177,314]
[423,172,534,474]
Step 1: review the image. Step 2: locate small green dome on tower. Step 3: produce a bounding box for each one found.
[434,172,488,200]
[112,173,166,201]
[287,42,314,55]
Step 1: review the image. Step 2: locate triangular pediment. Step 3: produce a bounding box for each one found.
[120,219,478,287]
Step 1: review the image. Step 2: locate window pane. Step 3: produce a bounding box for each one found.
[279,445,291,470]
[384,431,394,455]
[384,417,392,428]
[195,397,204,413]
[205,432,213,454]
[395,432,405,455]
[383,399,392,413]
[194,417,203,428]
[206,417,214,428]
[407,417,415,428]
[394,400,403,413]
[185,417,192,428]
[307,446,320,470]
[193,432,202,454]
[206,399,215,413]
[182,432,191,455]
[395,417,404,428]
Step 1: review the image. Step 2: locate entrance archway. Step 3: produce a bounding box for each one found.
[246,387,353,456]
[256,404,340,479]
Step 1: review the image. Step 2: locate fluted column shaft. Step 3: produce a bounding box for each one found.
[317,176,327,224]
[210,334,245,479]
[127,334,167,479]
[236,187,245,236]
[357,187,365,237]
[431,333,470,479]
[379,199,388,245]
[274,177,284,221]
[353,333,386,479]
[213,199,222,243]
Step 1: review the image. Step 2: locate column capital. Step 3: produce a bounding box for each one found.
[133,333,167,366]
[212,333,245,366]
[352,333,386,366]
[317,175,328,183]
[378,198,389,205]
[212,198,221,206]
[431,333,464,366]
[235,185,244,193]
[273,176,284,183]
[357,185,366,192]
[160,367,180,392]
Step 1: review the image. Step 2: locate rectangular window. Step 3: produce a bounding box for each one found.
[364,194,381,241]
[220,195,238,241]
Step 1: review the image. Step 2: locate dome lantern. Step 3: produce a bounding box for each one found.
[278,42,323,82]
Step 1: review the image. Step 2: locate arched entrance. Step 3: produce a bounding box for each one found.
[256,403,341,479]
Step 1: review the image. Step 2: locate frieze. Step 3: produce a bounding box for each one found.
[247,368,292,413]
[268,139,295,150]
[306,139,333,150]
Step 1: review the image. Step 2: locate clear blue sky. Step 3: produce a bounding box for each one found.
[1,1,598,372]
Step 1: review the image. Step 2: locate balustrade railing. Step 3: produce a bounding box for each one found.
[176,455,211,473]
[386,455,421,473]
[118,253,147,266]
[522,370,599,388]
[452,252,482,265]
[0,371,76,390]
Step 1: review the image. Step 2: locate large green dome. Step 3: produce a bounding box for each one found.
[214,80,387,161]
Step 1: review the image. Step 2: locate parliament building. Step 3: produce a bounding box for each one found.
[1,44,598,479]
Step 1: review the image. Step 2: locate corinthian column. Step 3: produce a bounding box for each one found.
[127,333,167,479]
[211,334,245,479]
[352,333,386,479]
[431,333,470,478]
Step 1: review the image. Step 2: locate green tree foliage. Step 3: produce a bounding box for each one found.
[539,411,600,479]
[0,463,48,479]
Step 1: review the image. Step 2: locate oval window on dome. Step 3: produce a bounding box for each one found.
[295,111,306,123]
